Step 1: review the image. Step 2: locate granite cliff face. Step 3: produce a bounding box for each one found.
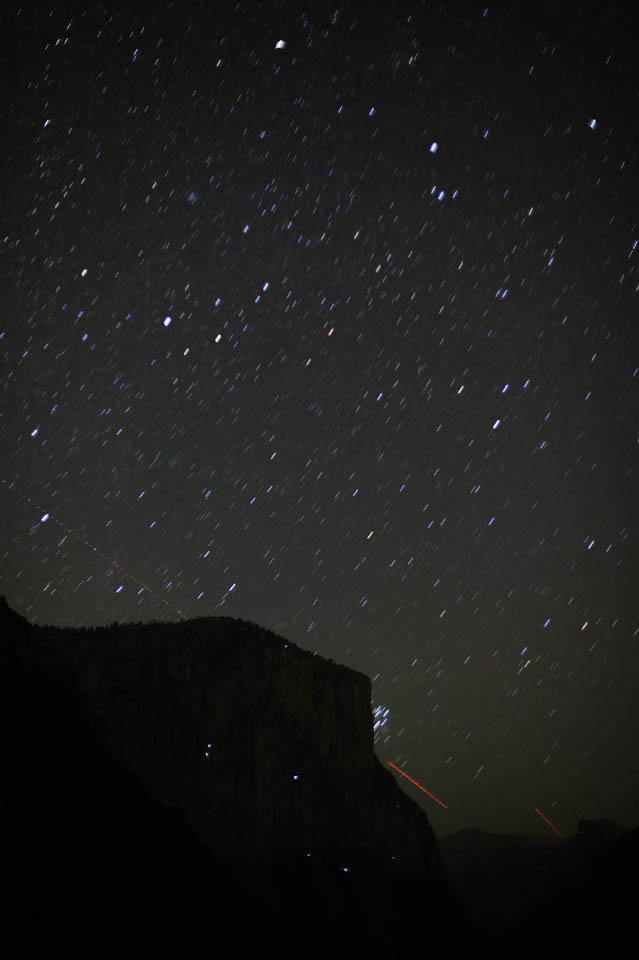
[4,597,472,953]
[10,603,441,875]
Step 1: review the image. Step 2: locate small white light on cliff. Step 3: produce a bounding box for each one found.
[293,774,299,780]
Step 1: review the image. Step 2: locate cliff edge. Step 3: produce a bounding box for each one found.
[2,597,469,954]
[38,610,439,871]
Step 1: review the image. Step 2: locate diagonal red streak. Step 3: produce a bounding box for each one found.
[388,761,448,809]
[534,807,565,839]
[2,479,188,620]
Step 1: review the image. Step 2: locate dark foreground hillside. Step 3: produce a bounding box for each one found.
[2,597,470,956]
[441,821,638,957]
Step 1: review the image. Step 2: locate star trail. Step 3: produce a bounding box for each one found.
[1,0,637,838]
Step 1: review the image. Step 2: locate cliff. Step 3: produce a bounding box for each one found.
[37,611,438,870]
[2,597,468,955]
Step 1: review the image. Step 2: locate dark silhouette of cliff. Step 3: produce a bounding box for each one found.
[2,597,469,956]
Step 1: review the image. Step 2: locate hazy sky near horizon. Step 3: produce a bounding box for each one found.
[2,0,637,838]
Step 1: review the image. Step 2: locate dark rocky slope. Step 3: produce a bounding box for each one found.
[2,597,469,955]
[3,598,282,953]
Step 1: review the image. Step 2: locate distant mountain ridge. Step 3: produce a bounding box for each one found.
[440,820,637,956]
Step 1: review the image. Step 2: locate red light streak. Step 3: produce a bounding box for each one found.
[2,479,188,620]
[388,761,448,809]
[534,807,564,839]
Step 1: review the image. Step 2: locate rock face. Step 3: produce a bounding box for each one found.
[3,597,472,953]
[7,600,441,876]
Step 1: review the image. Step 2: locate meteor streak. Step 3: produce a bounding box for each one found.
[388,760,448,809]
[2,479,188,620]
[534,806,564,839]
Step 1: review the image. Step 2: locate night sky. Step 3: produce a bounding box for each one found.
[2,1,638,839]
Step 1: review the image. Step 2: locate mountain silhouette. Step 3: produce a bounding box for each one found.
[440,821,637,956]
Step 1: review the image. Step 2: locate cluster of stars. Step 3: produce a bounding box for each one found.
[1,0,637,838]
